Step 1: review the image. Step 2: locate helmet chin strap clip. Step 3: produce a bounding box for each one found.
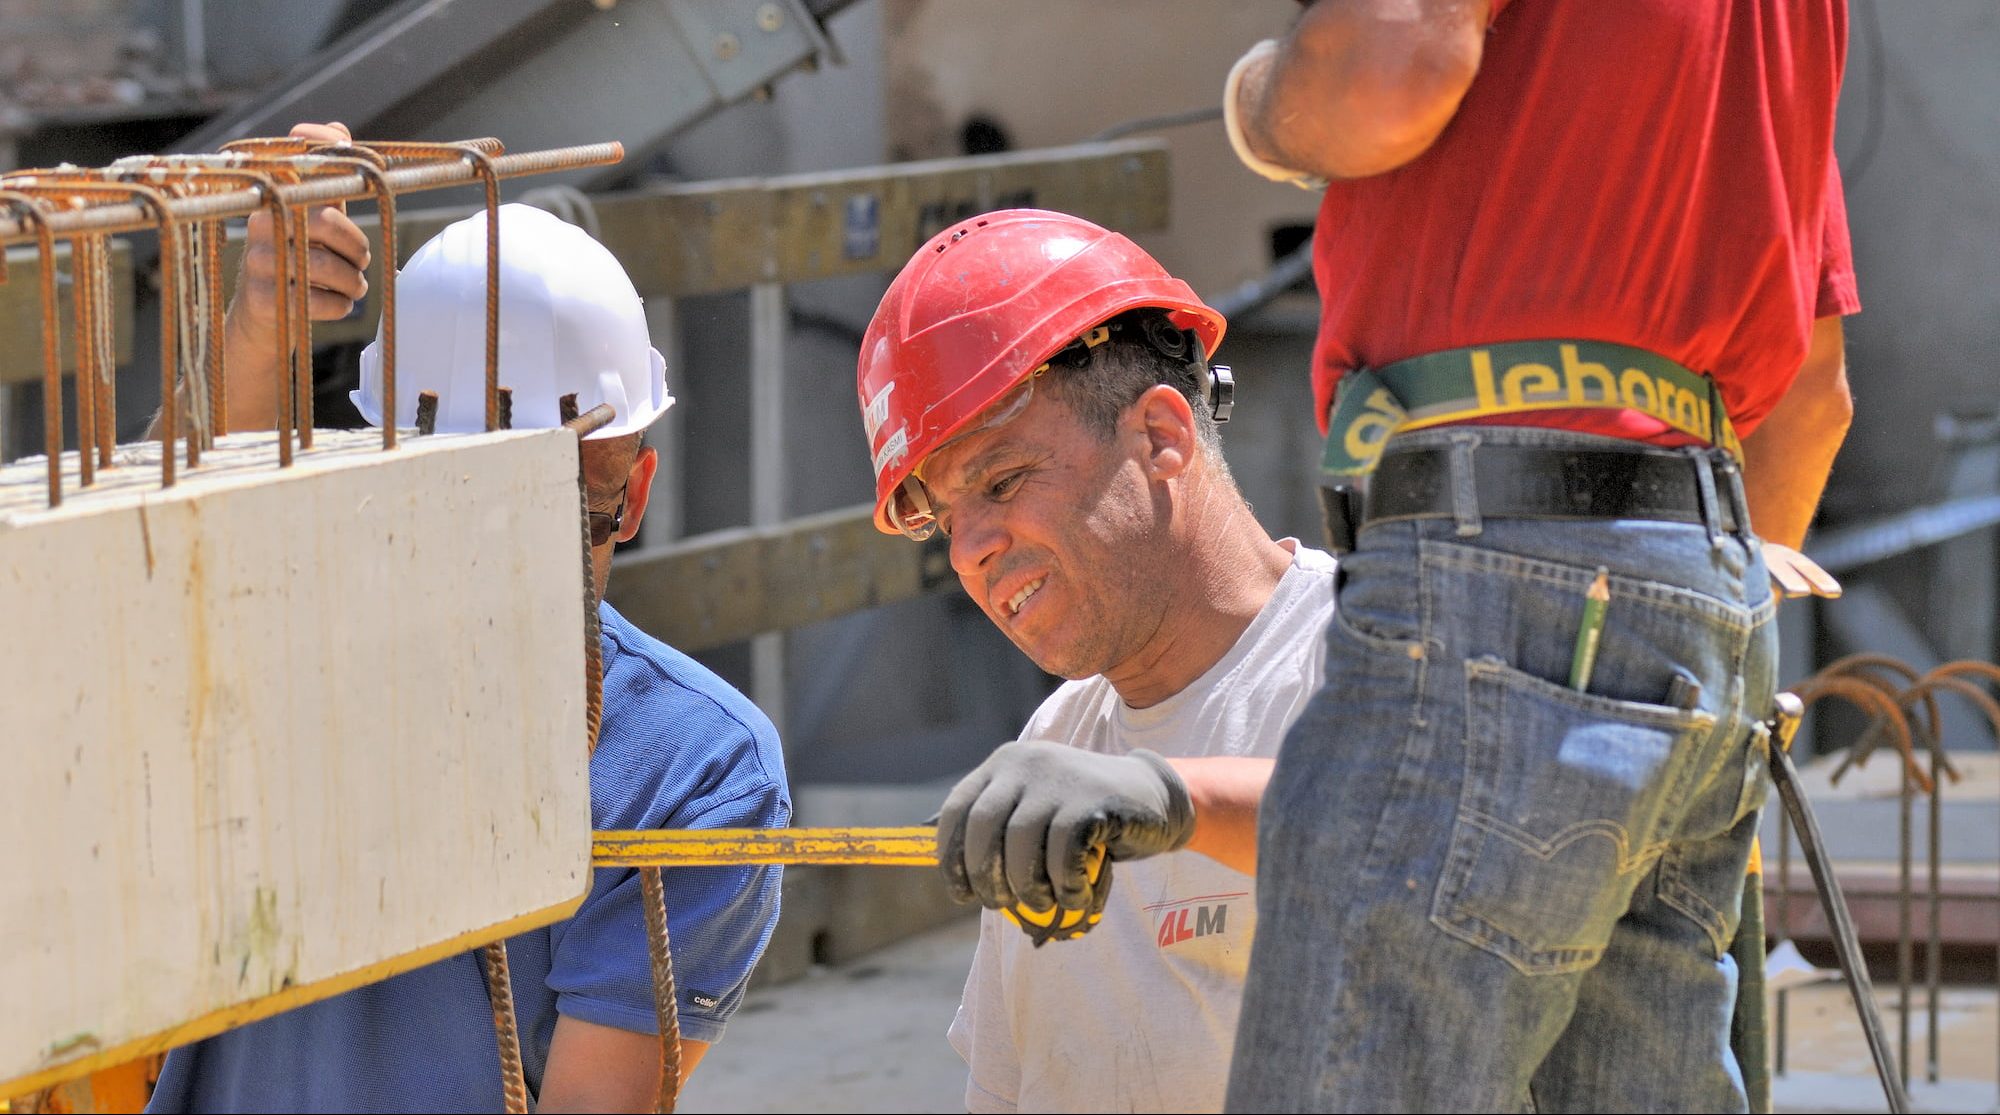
[1207,364,1234,423]
[1182,333,1232,424]
[1099,311,1239,424]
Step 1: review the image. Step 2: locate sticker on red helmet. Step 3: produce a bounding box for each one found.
[872,426,909,480]
[863,381,896,444]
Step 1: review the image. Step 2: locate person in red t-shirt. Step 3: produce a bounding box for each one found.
[1218,2,1858,1110]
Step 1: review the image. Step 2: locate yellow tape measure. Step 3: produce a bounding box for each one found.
[1000,843,1108,946]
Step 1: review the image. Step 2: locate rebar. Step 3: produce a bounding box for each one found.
[0,193,63,505]
[308,144,400,450]
[289,204,312,446]
[0,144,619,243]
[90,236,114,466]
[1768,722,1913,1114]
[639,868,683,1114]
[3,178,184,489]
[204,220,225,437]
[476,942,531,1115]
[1774,655,1996,1104]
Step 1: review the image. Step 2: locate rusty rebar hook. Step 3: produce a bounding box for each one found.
[124,160,300,464]
[1823,654,1943,768]
[307,144,402,450]
[106,166,230,466]
[0,191,66,505]
[1,177,184,489]
[1789,673,1928,792]
[344,140,509,432]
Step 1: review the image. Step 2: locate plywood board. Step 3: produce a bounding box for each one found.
[0,429,594,1095]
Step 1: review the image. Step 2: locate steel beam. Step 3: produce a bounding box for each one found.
[750,281,788,735]
[305,138,1171,345]
[602,503,953,653]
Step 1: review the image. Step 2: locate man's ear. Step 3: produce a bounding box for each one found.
[618,445,660,544]
[1132,384,1198,482]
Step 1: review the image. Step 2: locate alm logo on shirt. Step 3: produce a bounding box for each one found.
[1146,892,1247,949]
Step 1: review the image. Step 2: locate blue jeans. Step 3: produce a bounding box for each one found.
[1227,428,1778,1113]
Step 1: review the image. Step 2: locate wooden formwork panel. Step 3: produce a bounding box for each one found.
[0,429,594,1097]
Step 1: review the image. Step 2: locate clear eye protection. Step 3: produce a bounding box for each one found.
[887,474,940,540]
[883,325,1121,541]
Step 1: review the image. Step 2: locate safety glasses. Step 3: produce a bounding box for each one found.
[887,366,1041,540]
[588,487,627,547]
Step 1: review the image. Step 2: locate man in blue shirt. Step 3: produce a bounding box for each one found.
[148,123,789,1112]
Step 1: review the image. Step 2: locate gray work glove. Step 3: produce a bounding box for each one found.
[937,741,1196,934]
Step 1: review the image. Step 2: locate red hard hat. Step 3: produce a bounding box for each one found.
[858,209,1226,537]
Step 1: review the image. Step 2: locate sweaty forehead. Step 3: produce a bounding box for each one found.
[580,434,640,496]
[921,424,1021,499]
[919,382,1086,501]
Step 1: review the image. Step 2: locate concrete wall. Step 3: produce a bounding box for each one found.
[1824,0,2000,522]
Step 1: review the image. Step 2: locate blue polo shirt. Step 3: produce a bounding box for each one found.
[149,602,789,1113]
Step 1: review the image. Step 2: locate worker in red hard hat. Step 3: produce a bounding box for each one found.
[859,208,1338,1113]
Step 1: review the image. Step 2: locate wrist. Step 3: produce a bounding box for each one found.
[1129,749,1196,852]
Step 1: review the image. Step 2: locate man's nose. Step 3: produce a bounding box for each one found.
[949,505,1007,580]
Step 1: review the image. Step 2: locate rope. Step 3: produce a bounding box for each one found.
[91,235,114,465]
[205,220,225,437]
[177,220,210,459]
[518,184,603,241]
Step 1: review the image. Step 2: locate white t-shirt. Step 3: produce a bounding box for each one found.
[947,542,1338,1114]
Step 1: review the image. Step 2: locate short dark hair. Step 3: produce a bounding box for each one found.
[1039,309,1226,461]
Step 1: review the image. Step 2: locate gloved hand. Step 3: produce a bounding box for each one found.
[937,741,1196,941]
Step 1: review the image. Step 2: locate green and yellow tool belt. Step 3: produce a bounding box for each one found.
[1320,339,1743,479]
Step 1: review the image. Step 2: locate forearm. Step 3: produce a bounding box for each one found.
[210,122,371,435]
[1238,0,1488,181]
[1740,316,1853,549]
[220,305,283,433]
[537,1017,708,1113]
[1165,757,1273,875]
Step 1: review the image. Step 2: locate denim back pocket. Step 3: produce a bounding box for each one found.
[1431,656,1717,975]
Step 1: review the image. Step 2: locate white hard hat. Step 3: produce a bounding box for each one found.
[353,203,673,440]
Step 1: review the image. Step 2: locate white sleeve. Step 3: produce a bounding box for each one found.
[947,912,1020,1114]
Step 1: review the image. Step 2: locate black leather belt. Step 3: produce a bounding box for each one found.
[1363,444,1742,533]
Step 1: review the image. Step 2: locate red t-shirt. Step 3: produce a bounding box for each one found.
[1309,0,1861,442]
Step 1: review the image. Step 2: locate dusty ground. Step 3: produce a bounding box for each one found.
[1772,980,1998,1113]
[677,916,979,1114]
[682,915,1998,1114]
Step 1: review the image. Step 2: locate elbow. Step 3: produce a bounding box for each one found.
[1827,378,1855,439]
[1802,317,1854,438]
[1272,20,1484,179]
